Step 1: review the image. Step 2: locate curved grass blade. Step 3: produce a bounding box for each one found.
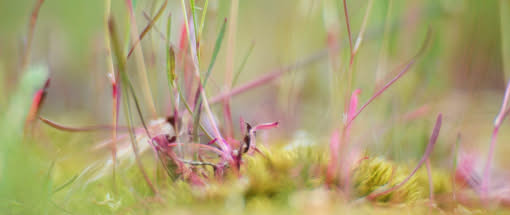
[346,28,432,127]
[127,0,168,58]
[53,175,78,194]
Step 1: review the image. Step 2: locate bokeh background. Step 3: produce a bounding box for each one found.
[1,0,510,212]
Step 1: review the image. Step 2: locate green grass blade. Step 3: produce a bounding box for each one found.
[189,0,198,42]
[199,0,209,38]
[232,41,255,87]
[203,18,227,88]
[501,0,510,79]
[108,17,157,194]
[53,175,79,194]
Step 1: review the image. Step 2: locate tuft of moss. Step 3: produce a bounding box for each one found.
[352,157,424,202]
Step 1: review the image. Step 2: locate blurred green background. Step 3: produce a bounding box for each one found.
[1,0,510,176]
[1,0,510,213]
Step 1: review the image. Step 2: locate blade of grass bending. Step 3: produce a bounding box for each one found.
[53,175,78,194]
[21,0,45,70]
[127,0,168,58]
[143,12,166,40]
[368,114,442,200]
[108,17,157,194]
[232,41,255,87]
[39,116,130,132]
[346,28,432,127]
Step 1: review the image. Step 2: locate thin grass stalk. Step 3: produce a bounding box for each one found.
[108,18,157,194]
[127,0,168,58]
[180,0,230,160]
[337,0,373,196]
[346,29,431,127]
[222,0,239,139]
[374,0,393,89]
[103,0,119,192]
[198,0,209,40]
[125,0,158,117]
[232,41,255,87]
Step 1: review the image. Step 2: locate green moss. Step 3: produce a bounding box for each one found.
[353,157,424,202]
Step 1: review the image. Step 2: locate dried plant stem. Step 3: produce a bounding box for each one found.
[127,0,168,58]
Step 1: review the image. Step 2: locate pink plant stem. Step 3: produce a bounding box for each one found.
[347,29,431,127]
[111,76,120,187]
[347,59,415,128]
[482,80,510,199]
[210,48,331,104]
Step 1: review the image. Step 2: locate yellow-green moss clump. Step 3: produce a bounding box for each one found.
[352,157,453,203]
[353,157,424,202]
[241,146,327,198]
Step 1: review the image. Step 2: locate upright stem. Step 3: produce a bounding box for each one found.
[125,0,158,117]
[223,0,239,138]
[104,0,118,191]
